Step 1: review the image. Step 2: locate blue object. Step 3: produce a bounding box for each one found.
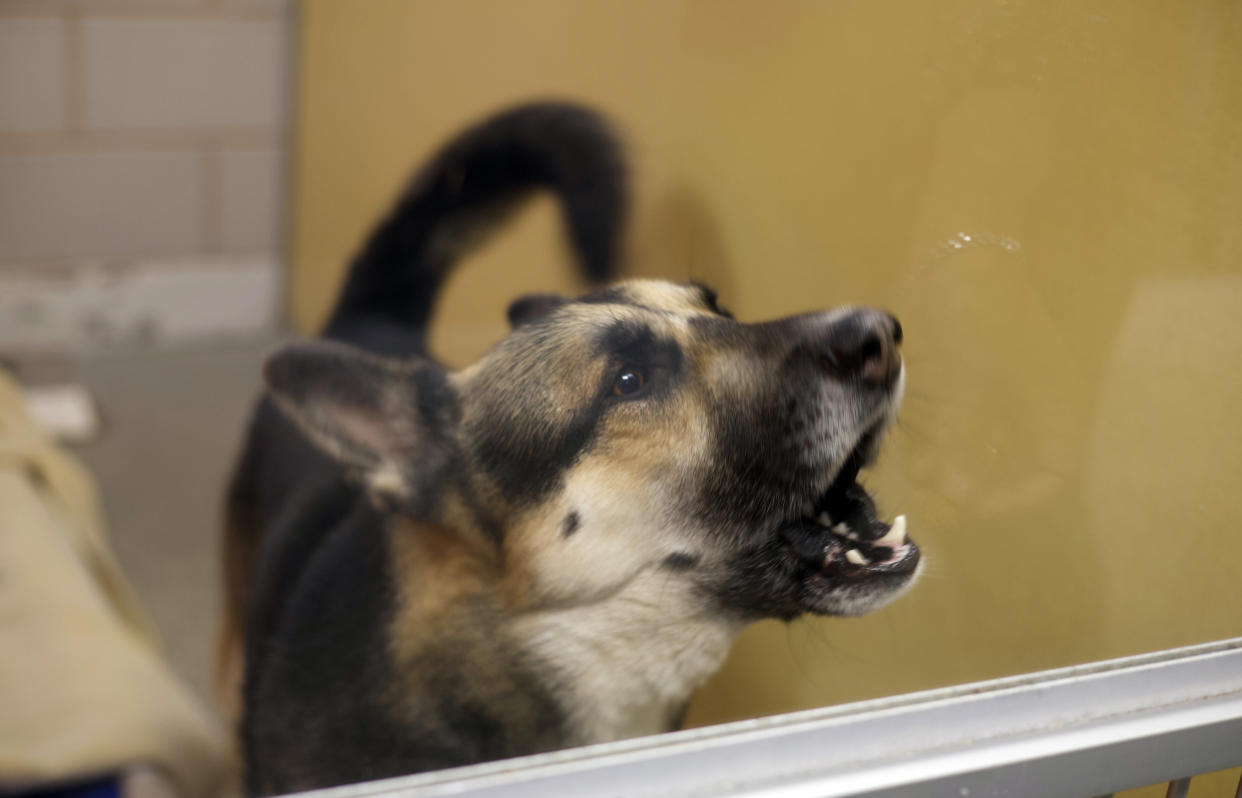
[15,776,120,798]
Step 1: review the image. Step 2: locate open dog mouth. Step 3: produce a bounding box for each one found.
[779,426,920,582]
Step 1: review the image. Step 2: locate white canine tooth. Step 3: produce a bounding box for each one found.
[845,549,870,566]
[874,514,908,547]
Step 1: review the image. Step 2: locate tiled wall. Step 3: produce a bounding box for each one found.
[0,0,289,352]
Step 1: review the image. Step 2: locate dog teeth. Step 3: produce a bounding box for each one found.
[845,549,870,566]
[816,512,833,527]
[874,514,907,547]
[832,522,860,541]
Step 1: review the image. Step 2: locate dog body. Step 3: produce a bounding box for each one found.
[223,104,920,794]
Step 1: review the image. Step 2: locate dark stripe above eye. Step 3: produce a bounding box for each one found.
[595,322,684,372]
[595,319,654,355]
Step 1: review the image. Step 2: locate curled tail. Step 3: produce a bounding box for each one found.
[322,102,627,343]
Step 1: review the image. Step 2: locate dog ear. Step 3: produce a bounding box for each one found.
[506,293,567,328]
[263,340,458,510]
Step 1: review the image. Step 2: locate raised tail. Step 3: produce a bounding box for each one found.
[322,102,627,345]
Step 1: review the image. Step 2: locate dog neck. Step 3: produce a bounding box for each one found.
[511,571,744,744]
[389,515,743,747]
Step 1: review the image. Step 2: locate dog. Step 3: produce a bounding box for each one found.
[220,102,921,795]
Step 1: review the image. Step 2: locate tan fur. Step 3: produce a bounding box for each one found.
[245,272,917,782]
[387,518,498,663]
[227,106,918,791]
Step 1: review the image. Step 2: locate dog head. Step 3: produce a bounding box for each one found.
[266,279,919,622]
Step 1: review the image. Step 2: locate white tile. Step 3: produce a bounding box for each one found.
[0,19,64,132]
[0,151,202,261]
[0,254,280,352]
[219,146,281,250]
[82,19,285,130]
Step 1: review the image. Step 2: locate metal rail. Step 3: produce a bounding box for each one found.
[298,637,1242,798]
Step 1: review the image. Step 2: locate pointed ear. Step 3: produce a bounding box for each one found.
[263,340,458,511]
[506,292,567,328]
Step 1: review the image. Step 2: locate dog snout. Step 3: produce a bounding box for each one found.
[821,310,903,386]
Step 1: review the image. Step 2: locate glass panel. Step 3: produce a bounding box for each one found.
[291,0,1242,732]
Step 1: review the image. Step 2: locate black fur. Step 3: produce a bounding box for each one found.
[662,553,700,571]
[507,293,570,328]
[230,103,626,794]
[245,503,403,794]
[324,102,626,353]
[245,502,570,794]
[467,394,605,506]
[228,102,918,796]
[561,510,581,538]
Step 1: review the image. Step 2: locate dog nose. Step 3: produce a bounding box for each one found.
[823,310,903,386]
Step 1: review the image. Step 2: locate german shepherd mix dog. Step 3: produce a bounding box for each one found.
[222,103,920,795]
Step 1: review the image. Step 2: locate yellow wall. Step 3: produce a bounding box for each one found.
[291,0,1242,748]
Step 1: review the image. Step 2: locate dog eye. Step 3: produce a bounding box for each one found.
[612,367,646,397]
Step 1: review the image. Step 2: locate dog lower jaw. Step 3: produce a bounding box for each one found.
[765,517,920,619]
[777,498,921,618]
[769,403,920,617]
[801,555,924,617]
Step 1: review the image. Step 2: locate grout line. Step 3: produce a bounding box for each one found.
[0,2,283,23]
[201,146,222,253]
[61,7,84,133]
[0,127,281,155]
[273,0,300,332]
[0,252,281,275]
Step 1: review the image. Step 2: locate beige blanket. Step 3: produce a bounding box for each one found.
[0,369,228,797]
